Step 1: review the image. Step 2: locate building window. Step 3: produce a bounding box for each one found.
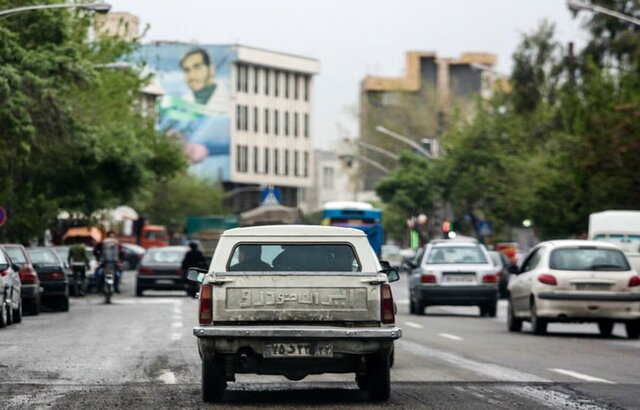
[274,70,280,97]
[235,144,241,172]
[304,113,309,138]
[236,104,241,131]
[284,111,289,136]
[284,72,290,98]
[284,149,289,176]
[264,108,269,134]
[264,69,270,95]
[294,112,299,137]
[254,67,259,94]
[243,105,249,131]
[304,151,309,177]
[274,110,279,136]
[264,147,270,174]
[304,75,310,101]
[253,146,259,173]
[236,64,242,92]
[243,65,249,93]
[274,149,280,175]
[294,74,299,100]
[241,146,248,172]
[253,107,258,133]
[322,166,334,188]
[294,150,299,176]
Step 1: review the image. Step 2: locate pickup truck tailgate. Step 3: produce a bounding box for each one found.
[210,273,384,322]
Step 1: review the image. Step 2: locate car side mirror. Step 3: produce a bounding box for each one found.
[379,260,391,269]
[380,267,399,283]
[508,265,519,274]
[187,267,207,283]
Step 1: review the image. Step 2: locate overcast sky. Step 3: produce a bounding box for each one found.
[107,0,589,148]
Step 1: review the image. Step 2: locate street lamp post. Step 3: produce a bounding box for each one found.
[567,0,640,26]
[344,138,399,161]
[0,2,111,19]
[374,125,432,159]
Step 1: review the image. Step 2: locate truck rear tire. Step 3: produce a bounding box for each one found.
[202,358,226,402]
[367,352,391,402]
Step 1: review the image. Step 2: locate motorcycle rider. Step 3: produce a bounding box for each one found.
[94,231,124,294]
[68,242,89,296]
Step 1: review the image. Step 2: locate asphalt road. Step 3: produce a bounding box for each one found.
[0,271,639,409]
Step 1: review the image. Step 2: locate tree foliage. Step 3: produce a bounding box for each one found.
[0,0,186,242]
[376,2,640,240]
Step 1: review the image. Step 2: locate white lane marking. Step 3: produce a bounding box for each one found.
[156,369,176,384]
[403,321,424,329]
[170,332,182,341]
[549,368,615,384]
[395,298,409,305]
[498,300,508,307]
[171,322,183,328]
[439,333,463,341]
[396,339,548,382]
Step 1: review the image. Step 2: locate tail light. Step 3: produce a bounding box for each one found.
[629,276,640,287]
[538,274,557,286]
[482,274,498,284]
[139,267,154,275]
[380,284,395,324]
[0,270,7,277]
[420,273,437,283]
[47,272,65,280]
[199,284,213,325]
[19,266,38,284]
[175,268,183,276]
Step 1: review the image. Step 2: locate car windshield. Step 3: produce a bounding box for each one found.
[3,247,26,264]
[28,249,60,265]
[53,247,69,261]
[228,244,360,272]
[425,246,488,265]
[550,247,630,271]
[142,249,185,264]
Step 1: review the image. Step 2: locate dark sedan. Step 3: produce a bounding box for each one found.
[1,244,40,315]
[135,246,189,296]
[26,248,69,312]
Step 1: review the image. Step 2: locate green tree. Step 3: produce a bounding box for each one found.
[0,0,185,242]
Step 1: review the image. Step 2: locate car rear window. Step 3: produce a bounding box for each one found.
[227,244,360,272]
[142,250,185,264]
[425,246,488,264]
[3,247,26,264]
[550,248,630,271]
[27,249,60,265]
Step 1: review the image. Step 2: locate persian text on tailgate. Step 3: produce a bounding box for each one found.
[226,288,368,310]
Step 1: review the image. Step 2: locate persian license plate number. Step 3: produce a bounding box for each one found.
[156,279,174,285]
[575,283,610,291]
[443,274,475,283]
[264,343,333,358]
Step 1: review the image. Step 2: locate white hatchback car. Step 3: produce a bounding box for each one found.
[507,240,640,338]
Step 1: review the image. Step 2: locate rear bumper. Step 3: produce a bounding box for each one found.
[538,292,640,302]
[414,285,497,305]
[536,294,640,320]
[137,276,186,290]
[40,282,68,297]
[20,284,40,300]
[194,326,402,339]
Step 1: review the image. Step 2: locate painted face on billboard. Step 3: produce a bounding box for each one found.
[180,50,215,93]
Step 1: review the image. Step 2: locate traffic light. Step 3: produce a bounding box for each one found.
[442,220,451,233]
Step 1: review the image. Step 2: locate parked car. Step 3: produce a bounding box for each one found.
[26,247,70,311]
[135,246,189,296]
[488,250,511,298]
[0,248,22,327]
[408,237,499,316]
[507,240,640,339]
[0,244,40,315]
[121,243,145,270]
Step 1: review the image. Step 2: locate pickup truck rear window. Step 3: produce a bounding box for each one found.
[228,244,361,272]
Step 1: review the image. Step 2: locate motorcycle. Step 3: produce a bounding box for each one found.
[103,262,116,304]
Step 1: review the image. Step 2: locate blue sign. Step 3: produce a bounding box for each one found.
[261,186,282,206]
[477,220,493,237]
[0,207,6,227]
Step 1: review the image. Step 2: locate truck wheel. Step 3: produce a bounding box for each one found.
[367,352,391,402]
[202,358,226,402]
[598,320,613,337]
[626,320,640,339]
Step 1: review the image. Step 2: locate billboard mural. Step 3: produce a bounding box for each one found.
[137,43,236,180]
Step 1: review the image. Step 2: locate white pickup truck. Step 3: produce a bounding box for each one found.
[187,225,402,402]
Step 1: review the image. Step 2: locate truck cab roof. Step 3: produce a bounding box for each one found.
[222,225,366,237]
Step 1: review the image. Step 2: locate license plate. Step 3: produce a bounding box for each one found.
[156,279,174,285]
[575,283,611,291]
[264,343,333,358]
[443,275,475,283]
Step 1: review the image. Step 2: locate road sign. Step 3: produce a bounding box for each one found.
[477,220,493,237]
[261,186,282,206]
[0,207,6,227]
